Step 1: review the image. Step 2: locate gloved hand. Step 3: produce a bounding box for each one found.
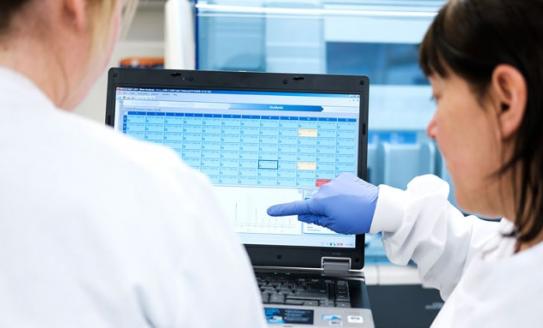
[267,173,379,234]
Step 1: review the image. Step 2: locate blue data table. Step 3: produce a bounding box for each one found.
[123,112,358,187]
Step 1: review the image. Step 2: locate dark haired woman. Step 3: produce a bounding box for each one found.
[269,0,543,325]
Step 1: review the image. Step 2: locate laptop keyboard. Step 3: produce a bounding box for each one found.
[256,273,351,308]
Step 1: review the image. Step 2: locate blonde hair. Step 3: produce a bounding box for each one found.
[88,0,138,51]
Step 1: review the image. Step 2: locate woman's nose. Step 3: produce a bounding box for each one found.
[427,115,438,140]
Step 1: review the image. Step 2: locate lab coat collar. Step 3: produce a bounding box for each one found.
[0,65,57,112]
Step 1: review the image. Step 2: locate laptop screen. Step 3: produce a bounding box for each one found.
[114,87,360,249]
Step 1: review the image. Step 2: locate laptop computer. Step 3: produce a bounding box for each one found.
[106,68,375,327]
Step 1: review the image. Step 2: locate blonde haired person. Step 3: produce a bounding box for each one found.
[0,1,266,327]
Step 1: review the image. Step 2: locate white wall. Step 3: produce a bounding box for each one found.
[75,3,165,123]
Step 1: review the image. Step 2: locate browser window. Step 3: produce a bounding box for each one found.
[115,87,360,248]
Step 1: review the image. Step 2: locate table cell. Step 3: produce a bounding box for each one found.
[222,120,241,127]
[184,126,202,134]
[222,127,241,134]
[277,177,297,187]
[317,162,335,171]
[183,134,203,142]
[222,135,240,143]
[203,119,223,126]
[220,159,239,168]
[222,143,240,151]
[240,120,261,128]
[278,128,298,137]
[260,135,278,145]
[145,123,164,132]
[259,143,278,152]
[202,135,221,143]
[277,170,296,178]
[278,121,299,129]
[337,130,356,138]
[317,138,336,147]
[298,128,318,138]
[182,143,202,151]
[316,172,336,180]
[220,167,239,176]
[258,160,278,170]
[298,150,317,159]
[336,154,357,162]
[258,170,278,178]
[278,137,298,145]
[318,129,337,138]
[317,155,335,164]
[297,155,317,162]
[317,122,338,130]
[297,161,317,171]
[336,164,356,172]
[126,122,145,130]
[240,177,258,185]
[337,137,356,145]
[202,152,220,160]
[337,123,357,132]
[297,170,316,179]
[278,161,297,170]
[164,117,184,125]
[203,126,222,134]
[241,129,260,137]
[298,138,317,146]
[164,139,182,148]
[221,152,240,160]
[219,176,239,185]
[298,122,318,130]
[240,135,259,144]
[184,118,202,126]
[278,152,297,161]
[298,178,315,187]
[240,152,258,160]
[316,148,336,156]
[240,143,259,152]
[164,125,183,133]
[259,152,278,160]
[145,117,164,124]
[260,128,278,137]
[144,132,163,142]
[126,116,146,124]
[257,177,278,186]
[240,160,258,169]
[240,169,258,178]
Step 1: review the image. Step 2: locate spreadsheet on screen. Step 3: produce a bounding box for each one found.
[115,87,360,248]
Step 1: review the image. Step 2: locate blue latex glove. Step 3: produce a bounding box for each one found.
[267,173,378,234]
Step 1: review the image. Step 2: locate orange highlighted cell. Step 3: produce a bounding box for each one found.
[298,128,318,138]
[297,162,317,171]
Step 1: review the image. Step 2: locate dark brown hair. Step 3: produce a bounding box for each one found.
[0,1,31,33]
[420,0,543,244]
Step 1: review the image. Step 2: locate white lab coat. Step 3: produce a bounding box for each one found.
[370,174,543,327]
[0,67,267,328]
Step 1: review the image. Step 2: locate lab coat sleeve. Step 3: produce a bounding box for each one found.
[369,175,499,300]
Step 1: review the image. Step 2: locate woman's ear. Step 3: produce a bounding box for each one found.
[490,65,527,140]
[62,0,88,33]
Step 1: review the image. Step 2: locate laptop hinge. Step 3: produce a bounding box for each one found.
[321,257,351,275]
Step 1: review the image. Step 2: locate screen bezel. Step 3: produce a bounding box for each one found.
[106,68,369,270]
